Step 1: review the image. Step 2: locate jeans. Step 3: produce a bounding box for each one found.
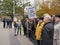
[17,26,21,35]
[14,27,17,35]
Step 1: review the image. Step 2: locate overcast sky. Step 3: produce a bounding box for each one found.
[29,0,35,6]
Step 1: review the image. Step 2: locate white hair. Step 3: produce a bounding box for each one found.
[44,13,52,21]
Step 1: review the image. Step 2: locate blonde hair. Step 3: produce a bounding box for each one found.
[44,13,52,21]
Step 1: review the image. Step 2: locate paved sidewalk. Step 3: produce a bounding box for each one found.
[0,22,10,45]
[0,22,34,45]
[18,36,34,45]
[9,26,34,45]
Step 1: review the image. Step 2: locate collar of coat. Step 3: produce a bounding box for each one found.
[44,22,52,26]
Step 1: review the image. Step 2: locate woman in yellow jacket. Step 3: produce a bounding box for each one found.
[35,18,45,45]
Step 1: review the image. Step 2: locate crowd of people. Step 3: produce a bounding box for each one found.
[2,17,12,28]
[13,17,22,36]
[22,13,60,45]
[2,13,60,45]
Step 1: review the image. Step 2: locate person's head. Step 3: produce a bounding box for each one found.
[55,14,60,23]
[43,13,52,23]
[39,16,44,23]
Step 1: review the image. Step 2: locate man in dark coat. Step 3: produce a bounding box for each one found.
[3,17,6,28]
[7,18,9,28]
[9,17,12,28]
[41,13,54,45]
[42,22,54,45]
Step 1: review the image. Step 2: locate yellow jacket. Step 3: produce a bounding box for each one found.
[35,22,45,40]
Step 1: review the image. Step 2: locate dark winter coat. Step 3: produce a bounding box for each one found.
[14,22,17,27]
[41,22,54,45]
[3,18,6,22]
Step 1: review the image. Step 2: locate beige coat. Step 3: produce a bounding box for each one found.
[53,22,60,45]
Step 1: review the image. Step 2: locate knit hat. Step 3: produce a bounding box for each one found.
[55,14,60,18]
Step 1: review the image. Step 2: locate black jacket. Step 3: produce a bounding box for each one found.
[14,22,17,27]
[41,22,54,45]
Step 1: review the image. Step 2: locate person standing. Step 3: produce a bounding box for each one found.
[25,19,29,37]
[31,19,36,40]
[23,18,28,36]
[9,17,12,28]
[41,13,54,45]
[53,14,60,45]
[23,19,26,35]
[3,17,6,28]
[35,17,45,45]
[28,20,32,39]
[7,17,10,28]
[13,17,18,36]
[17,19,22,35]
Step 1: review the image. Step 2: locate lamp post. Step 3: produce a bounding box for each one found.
[13,0,16,17]
[22,0,24,19]
[23,0,24,16]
